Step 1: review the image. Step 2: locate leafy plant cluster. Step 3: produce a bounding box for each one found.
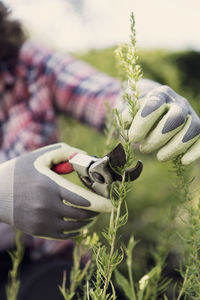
[58,12,200,300]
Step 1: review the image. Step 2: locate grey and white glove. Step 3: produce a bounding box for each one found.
[0,143,113,239]
[122,84,200,165]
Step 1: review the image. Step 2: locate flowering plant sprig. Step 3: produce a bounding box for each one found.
[86,12,143,300]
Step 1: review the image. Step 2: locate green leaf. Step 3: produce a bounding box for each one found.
[158,277,172,295]
[114,269,132,299]
[126,236,138,256]
[110,280,117,300]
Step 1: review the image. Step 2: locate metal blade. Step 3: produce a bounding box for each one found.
[112,160,143,182]
[106,143,126,168]
[106,143,143,182]
[124,160,143,181]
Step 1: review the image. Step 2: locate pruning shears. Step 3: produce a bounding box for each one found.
[52,143,143,198]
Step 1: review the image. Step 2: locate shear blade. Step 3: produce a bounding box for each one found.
[113,160,143,182]
[124,160,143,181]
[107,143,126,168]
[107,143,143,182]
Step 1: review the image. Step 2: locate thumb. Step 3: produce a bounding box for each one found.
[33,143,86,167]
[59,182,113,213]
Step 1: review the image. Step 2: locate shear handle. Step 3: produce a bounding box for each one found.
[52,153,77,174]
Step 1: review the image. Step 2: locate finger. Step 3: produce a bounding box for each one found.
[59,232,80,240]
[182,137,200,165]
[140,104,187,153]
[121,106,132,125]
[181,112,200,142]
[34,232,80,240]
[157,116,200,161]
[128,90,168,143]
[121,96,147,125]
[59,219,92,232]
[35,143,86,167]
[59,203,99,220]
[59,183,113,213]
[121,80,162,126]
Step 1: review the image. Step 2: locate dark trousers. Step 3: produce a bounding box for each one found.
[0,250,73,300]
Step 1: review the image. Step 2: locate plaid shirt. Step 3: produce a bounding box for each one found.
[0,40,120,162]
[0,41,120,255]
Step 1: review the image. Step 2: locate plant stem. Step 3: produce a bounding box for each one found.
[127,258,137,300]
[6,230,24,300]
[70,244,82,295]
[102,200,123,299]
[177,267,189,300]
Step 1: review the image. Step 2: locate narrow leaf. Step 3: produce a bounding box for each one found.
[115,269,133,299]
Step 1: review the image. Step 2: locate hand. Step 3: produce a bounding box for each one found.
[122,85,200,165]
[0,143,113,239]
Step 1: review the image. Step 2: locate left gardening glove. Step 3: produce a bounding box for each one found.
[122,84,200,165]
[0,143,113,239]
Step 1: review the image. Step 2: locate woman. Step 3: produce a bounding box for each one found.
[0,1,200,299]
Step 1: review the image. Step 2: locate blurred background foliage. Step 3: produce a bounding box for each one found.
[58,48,200,289]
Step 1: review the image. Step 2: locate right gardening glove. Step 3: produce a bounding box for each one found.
[0,143,113,239]
[122,83,200,165]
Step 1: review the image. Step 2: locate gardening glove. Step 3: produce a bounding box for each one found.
[122,84,200,165]
[0,143,113,239]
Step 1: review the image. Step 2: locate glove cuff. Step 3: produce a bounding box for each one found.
[137,79,161,99]
[114,79,161,112]
[0,158,16,225]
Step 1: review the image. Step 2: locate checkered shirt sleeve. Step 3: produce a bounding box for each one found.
[21,41,121,130]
